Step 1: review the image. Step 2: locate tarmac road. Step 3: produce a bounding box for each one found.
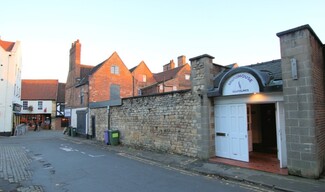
[0,130,276,192]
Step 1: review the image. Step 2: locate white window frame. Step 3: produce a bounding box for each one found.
[185,74,190,80]
[111,65,119,74]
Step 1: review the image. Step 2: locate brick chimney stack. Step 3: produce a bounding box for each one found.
[70,39,81,65]
[178,55,186,67]
[163,60,175,71]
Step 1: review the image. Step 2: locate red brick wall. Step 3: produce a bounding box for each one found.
[140,64,191,95]
[310,32,325,174]
[89,52,133,102]
[131,61,156,96]
[162,64,191,92]
[65,84,89,108]
[66,40,83,108]
[141,84,159,95]
[176,64,191,90]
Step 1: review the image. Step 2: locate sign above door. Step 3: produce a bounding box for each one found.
[223,72,260,96]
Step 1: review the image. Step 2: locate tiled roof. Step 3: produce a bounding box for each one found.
[76,64,94,86]
[248,59,282,80]
[77,62,103,87]
[21,80,59,100]
[154,65,187,83]
[0,39,15,51]
[129,65,137,72]
[57,83,66,102]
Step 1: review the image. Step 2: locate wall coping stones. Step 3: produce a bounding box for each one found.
[276,24,323,45]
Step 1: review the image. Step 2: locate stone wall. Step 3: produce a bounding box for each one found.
[277,25,325,178]
[189,54,225,159]
[110,90,199,157]
[89,107,109,141]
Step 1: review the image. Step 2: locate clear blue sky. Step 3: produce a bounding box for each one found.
[1,0,324,82]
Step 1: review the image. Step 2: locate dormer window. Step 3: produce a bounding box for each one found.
[111,65,119,74]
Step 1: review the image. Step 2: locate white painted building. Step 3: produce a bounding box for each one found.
[20,79,67,130]
[0,39,22,136]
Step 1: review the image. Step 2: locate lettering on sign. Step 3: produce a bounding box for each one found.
[223,72,259,96]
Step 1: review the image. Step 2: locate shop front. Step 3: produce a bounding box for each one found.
[20,114,52,130]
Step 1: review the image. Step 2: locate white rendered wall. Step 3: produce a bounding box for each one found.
[0,41,22,133]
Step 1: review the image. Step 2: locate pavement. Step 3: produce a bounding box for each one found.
[1,130,325,192]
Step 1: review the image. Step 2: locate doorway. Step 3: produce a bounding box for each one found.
[213,102,287,174]
[91,116,96,139]
[250,104,277,154]
[215,104,249,162]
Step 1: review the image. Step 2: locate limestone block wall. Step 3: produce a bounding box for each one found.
[189,54,224,159]
[110,90,199,157]
[277,25,325,178]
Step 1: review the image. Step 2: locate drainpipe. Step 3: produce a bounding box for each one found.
[132,76,135,97]
[107,106,110,130]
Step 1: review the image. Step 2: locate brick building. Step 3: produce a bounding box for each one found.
[65,39,192,138]
[141,55,191,95]
[65,40,137,137]
[65,40,90,136]
[20,79,66,130]
[129,61,156,96]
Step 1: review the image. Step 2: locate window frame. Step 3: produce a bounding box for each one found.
[38,101,43,110]
[23,101,28,110]
[111,65,119,75]
[80,88,84,105]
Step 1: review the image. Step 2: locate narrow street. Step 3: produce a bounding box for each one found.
[0,130,274,192]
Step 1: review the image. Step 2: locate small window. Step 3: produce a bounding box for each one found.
[111,65,119,74]
[159,84,163,90]
[138,89,142,96]
[38,101,43,110]
[23,101,28,110]
[185,74,190,80]
[80,89,84,105]
[142,75,146,82]
[173,86,177,91]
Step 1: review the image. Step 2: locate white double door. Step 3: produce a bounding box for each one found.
[215,104,249,162]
